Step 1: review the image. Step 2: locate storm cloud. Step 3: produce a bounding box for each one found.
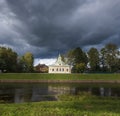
[0,0,120,58]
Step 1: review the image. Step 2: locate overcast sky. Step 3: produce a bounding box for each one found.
[0,0,120,60]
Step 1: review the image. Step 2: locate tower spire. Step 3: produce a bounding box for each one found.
[54,53,65,65]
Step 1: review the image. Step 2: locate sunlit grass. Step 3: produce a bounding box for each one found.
[0,73,120,81]
[0,94,120,116]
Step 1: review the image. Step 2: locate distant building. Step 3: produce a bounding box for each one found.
[34,64,48,73]
[48,54,71,74]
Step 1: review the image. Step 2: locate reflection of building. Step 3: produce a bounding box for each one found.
[48,54,71,73]
[48,86,75,95]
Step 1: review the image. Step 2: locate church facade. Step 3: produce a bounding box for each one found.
[48,54,71,74]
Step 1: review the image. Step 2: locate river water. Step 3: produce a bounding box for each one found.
[0,83,120,103]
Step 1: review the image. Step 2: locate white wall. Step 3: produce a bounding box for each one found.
[48,66,71,74]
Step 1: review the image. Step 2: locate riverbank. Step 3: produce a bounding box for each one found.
[0,73,120,83]
[1,79,120,84]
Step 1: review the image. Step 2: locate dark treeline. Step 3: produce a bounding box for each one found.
[0,43,120,73]
[0,47,34,73]
[65,43,120,73]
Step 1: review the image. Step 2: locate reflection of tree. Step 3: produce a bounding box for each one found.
[31,87,50,101]
[14,88,32,103]
[1,84,120,103]
[0,88,14,103]
[75,87,90,95]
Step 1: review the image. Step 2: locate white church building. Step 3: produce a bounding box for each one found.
[48,54,71,74]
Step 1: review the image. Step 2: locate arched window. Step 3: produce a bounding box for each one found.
[62,68,64,72]
[52,69,54,71]
[66,69,69,72]
[56,68,58,71]
[59,68,61,71]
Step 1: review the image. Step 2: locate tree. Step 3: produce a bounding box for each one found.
[0,58,6,72]
[0,47,35,73]
[65,49,74,65]
[0,47,18,72]
[100,47,110,72]
[74,63,86,73]
[88,48,100,71]
[66,47,88,73]
[22,52,34,72]
[117,59,120,72]
[101,43,119,72]
[17,56,26,72]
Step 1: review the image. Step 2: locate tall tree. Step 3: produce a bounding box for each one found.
[117,59,120,72]
[22,52,34,72]
[0,47,17,72]
[66,47,88,73]
[100,48,107,72]
[88,48,100,71]
[65,49,74,65]
[17,56,26,72]
[102,43,119,72]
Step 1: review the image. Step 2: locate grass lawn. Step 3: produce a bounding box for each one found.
[0,94,120,116]
[0,73,120,81]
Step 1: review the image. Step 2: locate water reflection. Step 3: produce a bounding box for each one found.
[99,87,112,96]
[0,83,120,103]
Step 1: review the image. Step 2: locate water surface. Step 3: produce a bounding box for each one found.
[0,83,120,103]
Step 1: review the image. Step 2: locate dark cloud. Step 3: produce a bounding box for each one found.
[0,0,120,58]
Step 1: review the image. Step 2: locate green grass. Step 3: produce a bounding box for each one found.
[0,94,120,116]
[0,73,120,81]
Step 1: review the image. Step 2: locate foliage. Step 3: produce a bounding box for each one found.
[17,56,26,72]
[22,52,34,72]
[66,47,88,73]
[100,48,108,72]
[0,47,17,72]
[66,43,120,73]
[88,48,100,71]
[0,47,34,73]
[73,63,86,73]
[100,43,119,72]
